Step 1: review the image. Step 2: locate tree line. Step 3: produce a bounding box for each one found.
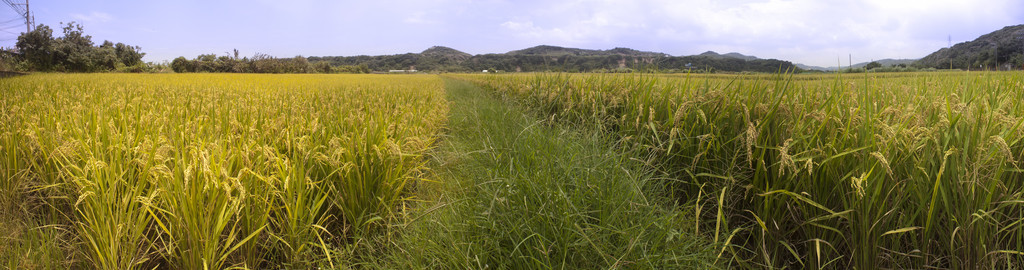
[170,51,370,74]
[310,53,800,73]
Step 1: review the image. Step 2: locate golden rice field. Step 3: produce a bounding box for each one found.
[3,71,1024,269]
[454,71,1024,269]
[0,74,447,269]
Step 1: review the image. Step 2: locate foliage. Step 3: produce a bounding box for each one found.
[171,52,368,74]
[864,61,882,70]
[14,22,144,72]
[915,24,1024,70]
[14,24,55,71]
[309,45,799,73]
[311,53,799,73]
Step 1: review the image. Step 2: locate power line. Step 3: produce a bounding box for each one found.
[2,1,25,17]
[1,0,31,33]
[0,17,23,24]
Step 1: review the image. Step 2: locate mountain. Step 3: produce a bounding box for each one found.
[794,63,831,71]
[796,58,918,71]
[699,51,759,61]
[915,24,1024,69]
[309,45,798,73]
[851,59,916,69]
[420,46,472,62]
[507,45,668,58]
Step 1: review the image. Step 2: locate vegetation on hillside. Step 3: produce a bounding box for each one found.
[309,45,800,73]
[915,24,1024,70]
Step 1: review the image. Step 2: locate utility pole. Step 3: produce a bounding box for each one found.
[25,0,29,33]
[948,35,953,70]
[3,0,32,33]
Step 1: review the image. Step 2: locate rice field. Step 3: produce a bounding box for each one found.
[455,71,1024,269]
[0,74,447,269]
[3,71,1023,269]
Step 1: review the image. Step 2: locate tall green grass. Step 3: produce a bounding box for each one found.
[458,71,1024,269]
[382,78,715,268]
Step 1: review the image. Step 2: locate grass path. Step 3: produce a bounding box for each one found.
[375,78,715,268]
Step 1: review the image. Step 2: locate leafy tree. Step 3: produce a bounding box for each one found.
[94,41,120,69]
[54,22,97,71]
[171,57,190,73]
[864,61,882,70]
[114,42,144,67]
[14,21,145,72]
[15,24,55,71]
[314,61,332,73]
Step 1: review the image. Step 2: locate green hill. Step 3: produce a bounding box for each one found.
[507,45,668,58]
[309,46,797,73]
[914,24,1024,70]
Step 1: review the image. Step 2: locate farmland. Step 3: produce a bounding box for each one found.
[454,71,1024,268]
[1,74,447,268]
[2,71,1024,269]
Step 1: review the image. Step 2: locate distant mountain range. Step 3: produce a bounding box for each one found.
[698,51,760,61]
[505,45,669,58]
[796,58,918,71]
[309,45,797,73]
[308,24,1024,73]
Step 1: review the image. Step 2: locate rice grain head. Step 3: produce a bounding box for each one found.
[870,151,892,177]
[778,139,796,176]
[988,135,1017,168]
[746,121,758,168]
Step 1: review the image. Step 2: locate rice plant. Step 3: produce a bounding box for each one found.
[457,71,1024,269]
[0,73,447,268]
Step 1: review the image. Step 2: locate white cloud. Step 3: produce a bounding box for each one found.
[404,11,440,25]
[71,12,113,23]
[487,0,1023,66]
[76,0,1021,65]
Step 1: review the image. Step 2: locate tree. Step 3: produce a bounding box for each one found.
[864,61,882,70]
[314,61,332,73]
[14,21,146,72]
[16,24,55,71]
[114,42,144,67]
[171,57,190,73]
[55,22,97,71]
[94,41,120,70]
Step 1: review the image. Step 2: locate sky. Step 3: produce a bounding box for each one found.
[1,0,1022,67]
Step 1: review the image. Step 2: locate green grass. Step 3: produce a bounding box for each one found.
[379,78,715,268]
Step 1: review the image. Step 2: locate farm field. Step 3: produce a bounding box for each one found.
[0,74,448,269]
[455,71,1024,269]
[1,71,1023,269]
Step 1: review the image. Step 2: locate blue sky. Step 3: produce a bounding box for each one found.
[1,0,1022,67]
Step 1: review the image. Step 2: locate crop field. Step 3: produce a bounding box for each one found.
[456,71,1024,269]
[0,74,447,269]
[2,71,1023,269]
